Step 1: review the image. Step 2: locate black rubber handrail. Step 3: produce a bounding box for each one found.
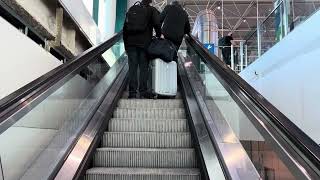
[0,32,123,124]
[186,34,320,176]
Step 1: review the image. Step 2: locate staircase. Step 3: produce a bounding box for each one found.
[85,96,201,180]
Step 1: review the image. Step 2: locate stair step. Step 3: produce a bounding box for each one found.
[85,168,201,180]
[108,118,188,132]
[118,99,184,108]
[103,132,192,148]
[94,148,197,168]
[113,108,186,119]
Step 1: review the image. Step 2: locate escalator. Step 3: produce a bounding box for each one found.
[0,32,320,180]
[85,97,201,179]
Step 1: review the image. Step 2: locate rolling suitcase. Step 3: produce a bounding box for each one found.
[151,58,177,97]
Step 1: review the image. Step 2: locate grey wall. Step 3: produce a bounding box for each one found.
[0,17,61,99]
[240,10,320,143]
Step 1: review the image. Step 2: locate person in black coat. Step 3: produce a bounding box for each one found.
[123,0,161,99]
[160,1,191,49]
[221,32,234,66]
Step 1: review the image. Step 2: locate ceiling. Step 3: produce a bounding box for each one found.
[153,0,320,40]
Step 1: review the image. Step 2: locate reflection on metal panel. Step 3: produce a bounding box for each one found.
[0,156,3,180]
[192,10,219,55]
[58,0,101,45]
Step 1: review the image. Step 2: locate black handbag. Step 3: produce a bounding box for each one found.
[147,37,177,62]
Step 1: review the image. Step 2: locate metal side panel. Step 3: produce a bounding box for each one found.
[53,63,129,180]
[177,54,260,180]
[177,56,227,180]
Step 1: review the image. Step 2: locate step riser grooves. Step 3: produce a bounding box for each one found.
[109,119,188,132]
[94,149,197,168]
[118,100,184,109]
[114,109,186,119]
[103,133,192,148]
[85,174,200,180]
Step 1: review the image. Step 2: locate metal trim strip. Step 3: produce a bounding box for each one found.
[178,53,260,180]
[53,64,128,180]
[186,34,320,179]
[0,32,123,130]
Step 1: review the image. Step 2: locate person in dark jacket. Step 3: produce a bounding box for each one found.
[221,32,234,66]
[160,1,191,50]
[123,0,161,99]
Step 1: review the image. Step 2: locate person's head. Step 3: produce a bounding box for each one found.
[141,0,152,5]
[228,32,233,37]
[171,1,180,5]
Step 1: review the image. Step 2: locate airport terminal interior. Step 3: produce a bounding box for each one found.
[0,0,320,179]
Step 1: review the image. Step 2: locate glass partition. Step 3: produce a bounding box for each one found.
[243,0,320,70]
[260,2,285,56]
[0,39,125,180]
[245,30,259,66]
[184,45,301,180]
[289,0,320,31]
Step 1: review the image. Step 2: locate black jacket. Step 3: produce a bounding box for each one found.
[160,4,190,45]
[123,4,161,49]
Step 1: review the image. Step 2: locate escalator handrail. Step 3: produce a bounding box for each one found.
[185,35,320,171]
[0,32,123,123]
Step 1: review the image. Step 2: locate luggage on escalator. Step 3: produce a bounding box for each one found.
[147,37,177,62]
[151,58,177,97]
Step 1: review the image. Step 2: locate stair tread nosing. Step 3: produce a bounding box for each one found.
[103,132,192,148]
[94,148,197,168]
[86,167,201,175]
[118,99,184,108]
[108,118,189,132]
[114,108,186,119]
[109,118,188,121]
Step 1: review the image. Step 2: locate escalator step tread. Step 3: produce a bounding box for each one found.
[94,148,197,168]
[121,92,183,99]
[108,118,188,132]
[114,108,186,119]
[103,132,192,148]
[118,99,184,108]
[85,167,201,180]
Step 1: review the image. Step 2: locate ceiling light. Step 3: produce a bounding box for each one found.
[243,19,247,22]
[217,6,221,10]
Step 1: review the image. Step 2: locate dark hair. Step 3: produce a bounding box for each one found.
[171,1,179,5]
[141,0,152,5]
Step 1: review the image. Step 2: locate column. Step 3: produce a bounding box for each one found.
[115,0,127,33]
[93,0,99,24]
[103,0,117,39]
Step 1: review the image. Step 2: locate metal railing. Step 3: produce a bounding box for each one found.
[214,43,247,73]
[185,34,320,179]
[0,32,125,180]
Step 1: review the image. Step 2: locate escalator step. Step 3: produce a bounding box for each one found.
[103,132,192,148]
[113,108,186,119]
[94,148,197,168]
[117,99,184,109]
[108,118,188,132]
[85,168,201,180]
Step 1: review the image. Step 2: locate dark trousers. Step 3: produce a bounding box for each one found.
[126,47,149,96]
[222,47,231,66]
